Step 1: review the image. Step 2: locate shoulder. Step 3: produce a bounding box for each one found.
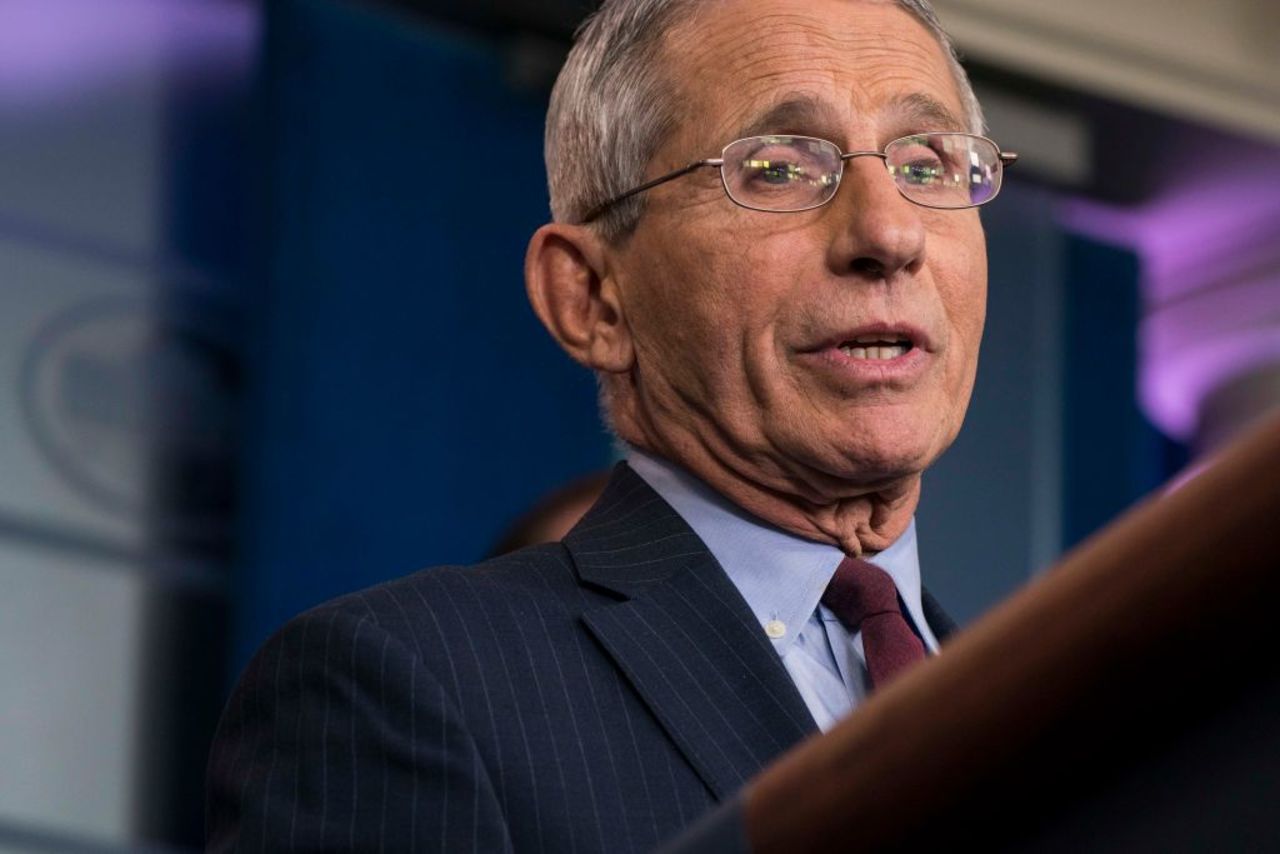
[220,542,595,758]
[246,542,592,680]
[323,541,582,625]
[209,557,551,851]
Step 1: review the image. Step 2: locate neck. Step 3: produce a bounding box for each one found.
[620,413,921,557]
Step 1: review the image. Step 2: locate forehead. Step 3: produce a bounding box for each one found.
[663,0,965,144]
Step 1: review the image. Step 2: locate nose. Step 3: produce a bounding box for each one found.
[824,155,927,280]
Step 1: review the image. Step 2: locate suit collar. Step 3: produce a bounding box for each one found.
[564,463,818,799]
[625,449,941,652]
[564,462,709,599]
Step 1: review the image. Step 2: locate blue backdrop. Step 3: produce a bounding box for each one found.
[234,0,611,670]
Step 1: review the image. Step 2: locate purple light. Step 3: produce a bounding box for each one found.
[1058,139,1280,441]
[1140,278,1280,439]
[0,0,257,112]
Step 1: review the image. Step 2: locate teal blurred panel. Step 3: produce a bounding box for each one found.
[1061,236,1186,549]
[919,191,1186,629]
[236,0,609,668]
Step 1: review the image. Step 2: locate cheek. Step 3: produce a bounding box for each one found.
[935,222,988,364]
[623,231,757,385]
[954,259,987,358]
[945,269,987,441]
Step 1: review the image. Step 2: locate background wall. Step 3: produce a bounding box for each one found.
[0,0,1272,850]
[236,0,611,672]
[0,0,252,849]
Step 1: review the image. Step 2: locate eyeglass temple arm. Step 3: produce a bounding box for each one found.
[580,159,723,224]
[1000,151,1019,166]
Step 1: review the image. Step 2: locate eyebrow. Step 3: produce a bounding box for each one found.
[892,93,966,132]
[736,95,839,139]
[732,91,967,142]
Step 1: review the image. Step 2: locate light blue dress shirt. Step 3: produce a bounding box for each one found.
[628,448,939,732]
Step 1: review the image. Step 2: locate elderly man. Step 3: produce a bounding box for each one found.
[206,0,1016,849]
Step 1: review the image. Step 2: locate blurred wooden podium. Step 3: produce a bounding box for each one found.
[743,415,1280,852]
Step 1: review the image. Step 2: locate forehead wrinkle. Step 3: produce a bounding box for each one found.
[729,88,961,146]
[675,5,946,76]
[715,73,963,152]
[657,0,968,159]
[674,10,852,62]
[669,11,881,94]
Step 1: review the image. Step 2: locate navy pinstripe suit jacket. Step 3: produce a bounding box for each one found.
[207,462,956,852]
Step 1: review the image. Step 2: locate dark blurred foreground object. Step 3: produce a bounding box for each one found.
[737,414,1280,852]
[489,469,610,555]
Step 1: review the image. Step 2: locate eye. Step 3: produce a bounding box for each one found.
[721,136,843,210]
[885,133,997,207]
[734,138,833,190]
[747,158,804,185]
[740,147,811,186]
[890,141,947,186]
[757,159,798,183]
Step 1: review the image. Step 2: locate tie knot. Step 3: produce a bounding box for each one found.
[821,556,901,629]
[820,556,926,690]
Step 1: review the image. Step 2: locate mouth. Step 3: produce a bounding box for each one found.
[834,334,916,361]
[803,323,931,359]
[795,323,932,386]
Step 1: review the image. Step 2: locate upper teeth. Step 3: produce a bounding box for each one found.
[839,336,910,360]
[840,344,907,360]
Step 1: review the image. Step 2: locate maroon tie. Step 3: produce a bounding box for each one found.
[821,557,926,690]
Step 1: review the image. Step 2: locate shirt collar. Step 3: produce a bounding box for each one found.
[627,448,935,653]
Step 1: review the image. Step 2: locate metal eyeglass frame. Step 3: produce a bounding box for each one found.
[579,132,1019,224]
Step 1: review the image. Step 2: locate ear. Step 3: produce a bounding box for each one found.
[524,223,634,373]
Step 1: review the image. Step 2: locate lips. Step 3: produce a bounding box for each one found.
[835,334,913,361]
[794,322,934,386]
[801,323,933,358]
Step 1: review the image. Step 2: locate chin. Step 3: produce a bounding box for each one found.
[805,415,953,489]
[834,446,934,488]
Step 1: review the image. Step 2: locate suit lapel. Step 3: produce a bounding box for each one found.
[565,464,818,800]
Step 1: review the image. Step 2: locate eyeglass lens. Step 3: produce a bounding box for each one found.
[720,134,1002,212]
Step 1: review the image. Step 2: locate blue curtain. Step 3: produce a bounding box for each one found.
[234,0,610,671]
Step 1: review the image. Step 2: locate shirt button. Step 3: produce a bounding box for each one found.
[764,619,787,639]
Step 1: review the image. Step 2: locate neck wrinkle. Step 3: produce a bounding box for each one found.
[621,416,921,557]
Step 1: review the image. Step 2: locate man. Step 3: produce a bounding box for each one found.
[206,0,1016,849]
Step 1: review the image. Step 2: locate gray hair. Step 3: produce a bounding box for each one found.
[545,0,986,241]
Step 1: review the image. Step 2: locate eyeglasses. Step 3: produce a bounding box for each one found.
[580,132,1018,223]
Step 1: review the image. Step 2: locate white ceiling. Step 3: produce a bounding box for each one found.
[934,0,1280,144]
